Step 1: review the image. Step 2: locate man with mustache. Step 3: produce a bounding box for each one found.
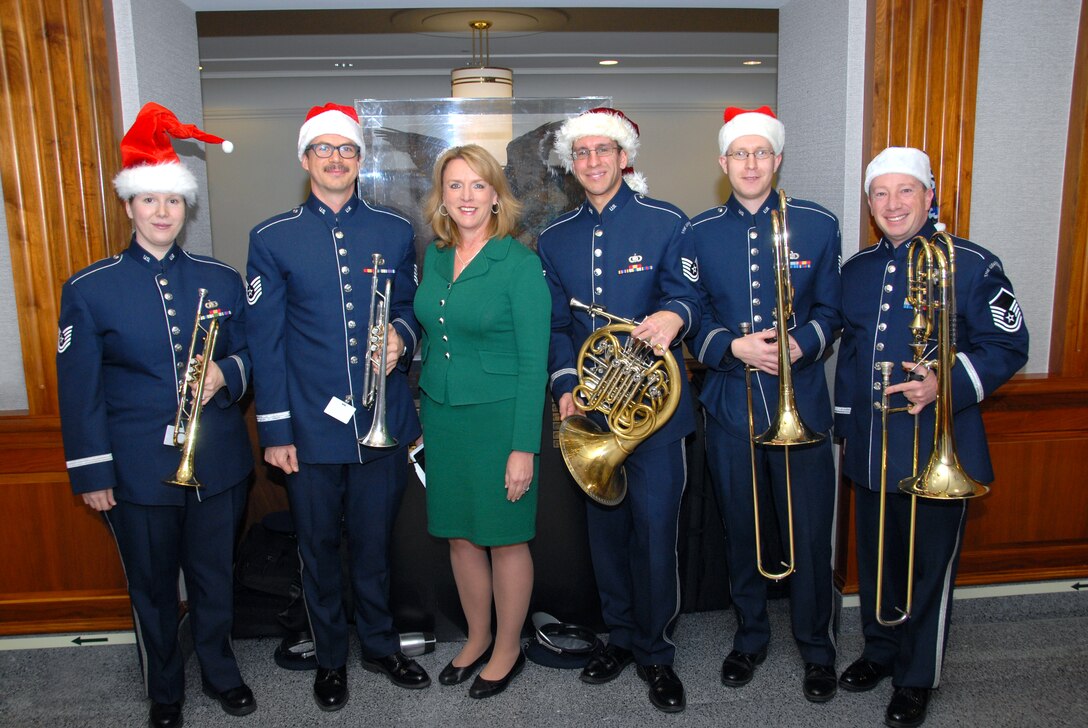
[245,103,428,711]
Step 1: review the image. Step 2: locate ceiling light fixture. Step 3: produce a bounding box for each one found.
[599,59,619,66]
[451,20,513,99]
[742,60,763,66]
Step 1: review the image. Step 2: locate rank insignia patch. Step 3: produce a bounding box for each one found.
[57,325,73,354]
[682,257,700,282]
[988,287,1022,333]
[246,276,262,305]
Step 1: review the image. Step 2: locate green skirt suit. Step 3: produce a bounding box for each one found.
[414,235,551,546]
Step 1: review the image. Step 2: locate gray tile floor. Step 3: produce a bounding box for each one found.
[1,590,1086,727]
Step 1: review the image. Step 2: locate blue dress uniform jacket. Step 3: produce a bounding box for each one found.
[57,239,253,504]
[538,181,699,449]
[834,221,1029,491]
[245,193,421,462]
[688,190,841,437]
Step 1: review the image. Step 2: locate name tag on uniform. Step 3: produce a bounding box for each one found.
[324,397,356,424]
[165,424,185,446]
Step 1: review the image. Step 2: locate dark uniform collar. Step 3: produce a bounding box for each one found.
[724,188,779,221]
[306,192,361,226]
[125,235,181,272]
[581,181,636,222]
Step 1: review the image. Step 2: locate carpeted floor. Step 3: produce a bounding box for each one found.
[1,589,1085,727]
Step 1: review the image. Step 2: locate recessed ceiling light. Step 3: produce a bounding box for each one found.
[742,60,763,66]
[599,59,619,66]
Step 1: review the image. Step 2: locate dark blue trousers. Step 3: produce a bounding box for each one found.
[287,450,407,668]
[853,484,967,689]
[705,419,838,666]
[585,439,687,666]
[104,482,248,704]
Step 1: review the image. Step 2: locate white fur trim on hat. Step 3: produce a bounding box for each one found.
[553,111,640,171]
[113,162,198,205]
[624,170,648,195]
[297,109,365,161]
[718,112,785,156]
[864,146,932,193]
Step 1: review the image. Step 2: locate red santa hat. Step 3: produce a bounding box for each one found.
[553,107,648,194]
[297,102,365,161]
[113,102,232,205]
[718,106,785,156]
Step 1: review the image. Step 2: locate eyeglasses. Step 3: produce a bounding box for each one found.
[306,143,360,159]
[725,148,775,161]
[571,144,620,161]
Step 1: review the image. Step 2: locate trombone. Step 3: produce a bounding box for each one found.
[873,229,988,626]
[742,190,824,581]
[359,253,397,449]
[165,289,230,488]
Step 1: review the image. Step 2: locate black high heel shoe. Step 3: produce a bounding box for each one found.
[438,645,493,686]
[468,649,526,699]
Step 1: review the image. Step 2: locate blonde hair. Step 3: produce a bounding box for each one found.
[423,144,522,249]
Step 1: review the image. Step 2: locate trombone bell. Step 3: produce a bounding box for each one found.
[898,454,990,499]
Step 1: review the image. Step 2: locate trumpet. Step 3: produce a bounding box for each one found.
[557,298,681,506]
[742,190,824,581]
[358,253,397,449]
[873,229,987,626]
[165,289,230,488]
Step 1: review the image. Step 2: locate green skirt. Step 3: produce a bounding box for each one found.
[420,393,538,546]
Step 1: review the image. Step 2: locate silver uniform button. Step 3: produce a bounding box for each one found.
[876,342,885,351]
[344,284,352,292]
[442,335,448,341]
[753,315,763,323]
[749,231,757,239]
[751,264,759,272]
[594,268,602,277]
[881,303,890,311]
[878,323,887,331]
[594,286,602,295]
[335,231,344,239]
[594,229,603,237]
[350,356,359,364]
[345,302,354,310]
[164,293,173,301]
[444,352,450,359]
[752,298,760,306]
[752,280,760,289]
[750,247,759,256]
[167,309,176,316]
[874,401,882,410]
[171,326,181,335]
[339,248,347,257]
[349,338,358,346]
[438,317,445,325]
[174,343,183,351]
[888,264,897,273]
[884,284,893,292]
[341,266,350,274]
[159,278,168,286]
[440,299,446,306]
[348,320,357,329]
[594,248,602,257]
[873,381,881,390]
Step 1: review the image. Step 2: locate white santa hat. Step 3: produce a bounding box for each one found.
[553,107,648,194]
[113,102,232,205]
[718,106,785,156]
[864,146,933,194]
[297,102,365,161]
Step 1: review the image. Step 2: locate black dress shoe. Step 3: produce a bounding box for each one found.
[362,651,431,689]
[839,657,893,692]
[313,666,348,712]
[201,682,256,716]
[148,701,182,728]
[439,646,493,686]
[468,650,526,699]
[885,686,930,728]
[802,663,837,703]
[636,664,686,713]
[720,648,767,687]
[579,643,634,684]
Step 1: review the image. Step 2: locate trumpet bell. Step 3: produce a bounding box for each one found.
[898,457,990,499]
[558,414,629,507]
[754,404,825,446]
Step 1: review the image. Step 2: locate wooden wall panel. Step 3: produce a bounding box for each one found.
[1050,0,1088,376]
[869,0,982,243]
[0,0,130,635]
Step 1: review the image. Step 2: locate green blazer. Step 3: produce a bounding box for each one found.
[414,235,551,453]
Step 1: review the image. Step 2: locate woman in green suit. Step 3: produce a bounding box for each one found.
[414,144,550,698]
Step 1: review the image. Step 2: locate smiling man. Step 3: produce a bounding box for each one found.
[537,107,699,714]
[835,147,1028,728]
[245,103,428,711]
